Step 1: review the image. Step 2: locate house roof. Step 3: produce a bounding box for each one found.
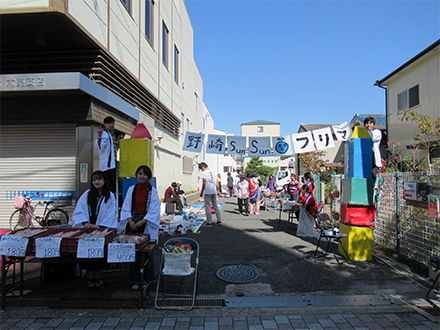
[241,120,280,126]
[298,124,339,133]
[375,39,440,86]
[350,114,386,130]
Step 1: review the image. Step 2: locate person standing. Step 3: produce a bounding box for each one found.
[236,174,249,216]
[303,172,315,196]
[72,170,118,289]
[95,116,122,194]
[199,162,222,227]
[364,116,383,178]
[217,173,222,195]
[267,174,276,192]
[227,172,234,198]
[248,171,262,215]
[234,170,242,196]
[120,165,160,290]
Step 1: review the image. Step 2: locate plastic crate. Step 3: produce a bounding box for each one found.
[111,234,150,251]
[3,228,56,253]
[33,228,86,253]
[67,228,117,253]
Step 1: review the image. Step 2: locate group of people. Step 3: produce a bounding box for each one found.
[163,181,187,215]
[72,165,159,290]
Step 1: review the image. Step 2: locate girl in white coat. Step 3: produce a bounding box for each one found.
[72,170,118,289]
[364,116,383,178]
[120,165,160,289]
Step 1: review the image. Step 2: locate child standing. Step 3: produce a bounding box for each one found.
[364,116,383,178]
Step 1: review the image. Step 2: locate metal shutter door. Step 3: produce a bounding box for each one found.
[0,124,76,228]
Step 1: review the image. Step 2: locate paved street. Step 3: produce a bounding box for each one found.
[1,199,439,329]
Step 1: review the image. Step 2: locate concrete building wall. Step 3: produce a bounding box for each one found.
[0,0,208,198]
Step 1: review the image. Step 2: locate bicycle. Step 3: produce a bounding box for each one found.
[9,192,69,230]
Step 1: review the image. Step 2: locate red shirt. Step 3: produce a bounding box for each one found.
[135,183,149,215]
[164,186,178,202]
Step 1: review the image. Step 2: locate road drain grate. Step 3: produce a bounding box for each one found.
[155,298,224,308]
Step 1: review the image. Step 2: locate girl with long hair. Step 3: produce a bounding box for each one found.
[72,170,118,289]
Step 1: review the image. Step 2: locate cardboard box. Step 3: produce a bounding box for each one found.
[345,138,373,179]
[341,177,374,205]
[338,223,374,261]
[119,139,154,178]
[340,204,375,227]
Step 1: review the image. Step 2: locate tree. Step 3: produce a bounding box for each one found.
[244,156,276,181]
[298,150,327,174]
[401,111,440,170]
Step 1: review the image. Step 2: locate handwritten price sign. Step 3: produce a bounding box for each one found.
[0,236,29,257]
[77,237,105,259]
[107,243,136,263]
[35,237,62,258]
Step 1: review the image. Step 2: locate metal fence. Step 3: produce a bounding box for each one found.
[374,171,440,265]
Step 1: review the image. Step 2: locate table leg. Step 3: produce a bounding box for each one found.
[139,252,144,309]
[1,256,6,310]
[278,201,283,222]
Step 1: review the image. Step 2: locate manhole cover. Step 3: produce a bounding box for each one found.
[216,265,260,283]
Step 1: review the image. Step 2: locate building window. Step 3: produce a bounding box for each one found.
[183,156,193,174]
[145,0,154,46]
[162,22,169,69]
[223,166,232,172]
[174,45,179,84]
[398,85,419,112]
[257,126,263,132]
[120,0,132,15]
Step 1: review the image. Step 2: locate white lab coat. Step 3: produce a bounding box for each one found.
[369,129,382,167]
[72,190,118,228]
[120,185,161,242]
[95,130,115,171]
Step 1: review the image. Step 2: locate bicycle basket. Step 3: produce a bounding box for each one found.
[14,196,25,209]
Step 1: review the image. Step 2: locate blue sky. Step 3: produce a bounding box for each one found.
[184,0,439,136]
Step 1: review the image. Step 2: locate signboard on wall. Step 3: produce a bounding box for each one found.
[404,182,429,202]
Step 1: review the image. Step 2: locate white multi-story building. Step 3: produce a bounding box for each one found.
[0,0,211,227]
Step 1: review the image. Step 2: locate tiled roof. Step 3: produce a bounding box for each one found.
[351,114,386,124]
[241,120,280,126]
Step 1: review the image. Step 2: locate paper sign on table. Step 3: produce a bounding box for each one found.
[35,237,62,258]
[107,243,136,263]
[0,236,29,257]
[77,237,105,258]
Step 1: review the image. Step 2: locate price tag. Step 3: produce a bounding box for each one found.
[107,243,136,263]
[35,237,61,258]
[0,236,29,257]
[77,237,105,259]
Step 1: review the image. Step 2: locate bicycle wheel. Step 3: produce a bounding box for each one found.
[9,210,30,230]
[45,209,68,226]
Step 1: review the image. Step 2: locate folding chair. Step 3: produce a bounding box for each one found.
[155,238,199,310]
[314,213,348,264]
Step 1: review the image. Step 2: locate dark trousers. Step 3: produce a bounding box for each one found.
[126,215,156,284]
[166,197,183,213]
[104,168,117,194]
[238,198,249,214]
